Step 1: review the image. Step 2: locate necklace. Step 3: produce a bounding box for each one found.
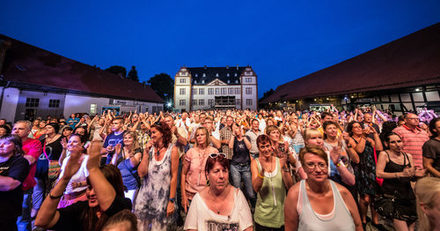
[208,186,229,214]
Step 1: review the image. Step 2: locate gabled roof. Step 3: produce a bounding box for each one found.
[263,23,440,103]
[187,66,245,85]
[0,34,163,103]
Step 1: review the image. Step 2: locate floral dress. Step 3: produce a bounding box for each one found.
[353,139,378,196]
[134,143,177,230]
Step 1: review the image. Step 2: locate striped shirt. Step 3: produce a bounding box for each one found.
[393,125,429,169]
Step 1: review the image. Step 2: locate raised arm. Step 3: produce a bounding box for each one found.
[87,141,116,211]
[35,145,83,229]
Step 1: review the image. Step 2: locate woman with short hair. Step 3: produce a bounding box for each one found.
[184,153,253,231]
[284,146,362,231]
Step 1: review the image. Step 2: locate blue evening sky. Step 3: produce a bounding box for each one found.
[1,0,439,98]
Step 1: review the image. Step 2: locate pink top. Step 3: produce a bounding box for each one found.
[184,146,218,199]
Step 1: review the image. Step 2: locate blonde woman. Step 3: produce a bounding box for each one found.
[415,177,440,231]
[181,127,218,212]
[111,131,142,202]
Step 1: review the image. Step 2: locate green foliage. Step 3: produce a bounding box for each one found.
[105,65,127,78]
[259,88,275,101]
[147,73,174,101]
[127,66,139,81]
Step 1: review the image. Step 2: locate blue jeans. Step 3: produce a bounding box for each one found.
[230,163,256,207]
[17,188,33,231]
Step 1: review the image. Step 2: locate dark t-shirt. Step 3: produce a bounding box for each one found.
[42,137,64,161]
[0,155,30,221]
[52,196,132,231]
[231,136,250,165]
[423,138,440,172]
[103,132,125,165]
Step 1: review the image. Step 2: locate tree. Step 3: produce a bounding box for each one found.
[127,66,139,82]
[105,65,127,78]
[259,88,275,102]
[147,73,174,102]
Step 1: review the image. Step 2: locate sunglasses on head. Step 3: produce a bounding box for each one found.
[209,153,227,159]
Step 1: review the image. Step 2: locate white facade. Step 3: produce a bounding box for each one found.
[174,66,258,111]
[0,87,163,122]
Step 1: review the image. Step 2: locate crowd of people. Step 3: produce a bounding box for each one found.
[0,106,439,231]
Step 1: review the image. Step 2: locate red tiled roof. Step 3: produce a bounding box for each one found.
[0,34,163,103]
[263,23,440,103]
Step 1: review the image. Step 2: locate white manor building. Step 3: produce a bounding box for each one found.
[174,66,258,111]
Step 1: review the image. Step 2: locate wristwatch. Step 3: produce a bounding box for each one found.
[169,197,176,203]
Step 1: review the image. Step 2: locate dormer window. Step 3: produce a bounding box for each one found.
[203,73,206,77]
[235,80,238,83]
[216,73,219,77]
[235,73,238,77]
[194,80,197,84]
[195,74,198,77]
[227,73,230,77]
[202,80,205,84]
[227,80,230,84]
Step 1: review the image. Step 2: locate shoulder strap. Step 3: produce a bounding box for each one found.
[384,150,391,162]
[255,158,262,171]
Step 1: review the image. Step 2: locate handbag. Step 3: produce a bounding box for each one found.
[374,193,395,219]
[35,143,49,179]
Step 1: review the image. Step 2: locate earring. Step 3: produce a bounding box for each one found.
[206,179,210,186]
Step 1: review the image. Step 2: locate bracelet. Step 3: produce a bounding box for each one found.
[257,172,264,179]
[49,192,63,200]
[169,197,176,203]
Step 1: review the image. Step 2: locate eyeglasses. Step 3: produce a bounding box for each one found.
[209,153,227,159]
[304,162,327,171]
[407,118,419,121]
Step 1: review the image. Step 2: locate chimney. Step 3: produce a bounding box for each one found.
[226,65,229,69]
[236,64,239,70]
[204,65,207,70]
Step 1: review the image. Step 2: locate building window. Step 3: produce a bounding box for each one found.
[199,88,204,95]
[180,78,186,83]
[195,74,198,77]
[236,99,241,105]
[193,89,197,95]
[235,73,238,77]
[48,99,60,108]
[220,88,226,95]
[227,80,230,84]
[25,98,39,107]
[227,73,230,77]
[246,87,252,94]
[90,104,97,114]
[246,99,253,106]
[192,100,197,106]
[215,88,219,95]
[228,88,233,94]
[208,99,214,106]
[208,88,214,95]
[245,77,252,83]
[180,88,186,95]
[235,80,239,83]
[179,99,186,106]
[235,88,240,94]
[203,73,206,77]
[199,99,204,106]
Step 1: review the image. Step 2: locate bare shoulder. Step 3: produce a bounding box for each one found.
[287,181,301,199]
[334,182,351,197]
